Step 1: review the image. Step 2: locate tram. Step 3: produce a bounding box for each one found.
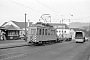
[27,22,58,44]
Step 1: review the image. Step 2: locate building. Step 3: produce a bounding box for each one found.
[49,23,70,38]
[1,20,32,40]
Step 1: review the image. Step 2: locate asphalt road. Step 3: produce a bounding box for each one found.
[0,41,90,60]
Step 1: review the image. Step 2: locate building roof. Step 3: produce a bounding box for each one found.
[1,22,7,26]
[48,23,69,29]
[2,20,33,29]
[12,21,32,29]
[5,25,21,30]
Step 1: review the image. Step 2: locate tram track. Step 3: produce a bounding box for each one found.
[0,39,65,50]
[0,41,71,60]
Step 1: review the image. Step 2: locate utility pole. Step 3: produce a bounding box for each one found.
[61,15,64,38]
[25,13,27,42]
[68,19,70,29]
[62,18,63,38]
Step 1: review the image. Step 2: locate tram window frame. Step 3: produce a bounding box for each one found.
[52,30,55,35]
[64,31,66,33]
[45,29,47,35]
[42,29,44,35]
[39,28,42,35]
[37,28,39,35]
[51,30,52,35]
[51,29,54,35]
[48,29,50,35]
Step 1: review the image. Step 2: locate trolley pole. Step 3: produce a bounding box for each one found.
[25,13,27,42]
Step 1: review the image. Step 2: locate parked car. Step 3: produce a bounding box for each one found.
[85,37,89,41]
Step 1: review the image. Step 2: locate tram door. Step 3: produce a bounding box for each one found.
[38,28,43,41]
[37,28,45,41]
[27,27,37,42]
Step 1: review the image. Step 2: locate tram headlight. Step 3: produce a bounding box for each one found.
[35,36,36,39]
[34,36,36,39]
[34,36,36,42]
[34,40,36,42]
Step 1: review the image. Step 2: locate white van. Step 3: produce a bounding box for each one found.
[74,31,85,43]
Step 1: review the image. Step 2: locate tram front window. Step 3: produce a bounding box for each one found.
[30,29,36,35]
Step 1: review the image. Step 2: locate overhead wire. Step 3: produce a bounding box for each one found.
[0,4,24,14]
[35,0,90,21]
[35,0,63,16]
[1,0,90,22]
[8,0,43,14]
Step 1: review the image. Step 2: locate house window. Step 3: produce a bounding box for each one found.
[8,31,18,36]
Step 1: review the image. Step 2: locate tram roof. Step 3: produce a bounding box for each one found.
[30,22,53,27]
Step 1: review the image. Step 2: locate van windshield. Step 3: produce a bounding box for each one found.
[75,32,83,37]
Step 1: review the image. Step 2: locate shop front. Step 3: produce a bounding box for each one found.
[7,30,20,40]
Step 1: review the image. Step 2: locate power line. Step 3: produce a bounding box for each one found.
[0,4,24,14]
[8,0,43,14]
[35,0,62,16]
[35,0,90,19]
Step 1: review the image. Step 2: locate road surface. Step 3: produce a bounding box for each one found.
[0,41,90,60]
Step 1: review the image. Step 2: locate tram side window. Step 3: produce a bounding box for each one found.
[39,29,42,35]
[37,28,39,35]
[45,29,47,35]
[52,30,55,35]
[53,30,55,35]
[48,29,50,35]
[54,30,56,35]
[51,30,53,35]
[42,29,44,35]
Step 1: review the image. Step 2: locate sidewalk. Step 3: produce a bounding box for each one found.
[0,40,28,49]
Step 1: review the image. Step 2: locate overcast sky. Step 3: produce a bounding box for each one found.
[0,0,90,26]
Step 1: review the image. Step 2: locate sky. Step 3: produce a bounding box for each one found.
[0,0,90,26]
